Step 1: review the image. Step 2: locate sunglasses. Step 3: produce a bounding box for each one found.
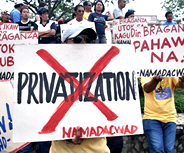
[77,10,84,13]
[87,5,92,6]
[71,35,91,43]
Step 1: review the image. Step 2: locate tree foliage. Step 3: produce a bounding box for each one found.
[161,0,184,22]
[5,0,118,21]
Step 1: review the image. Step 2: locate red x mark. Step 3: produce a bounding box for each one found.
[37,46,120,134]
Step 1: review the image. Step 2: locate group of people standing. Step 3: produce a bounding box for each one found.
[0,0,136,45]
[0,0,183,153]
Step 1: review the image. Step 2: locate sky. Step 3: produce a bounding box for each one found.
[106,0,166,20]
[0,0,167,20]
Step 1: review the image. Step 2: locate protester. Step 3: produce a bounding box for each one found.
[162,11,177,25]
[56,19,64,43]
[141,75,184,153]
[35,1,47,22]
[33,7,56,44]
[113,0,126,19]
[125,10,135,18]
[0,10,12,24]
[10,0,24,23]
[68,5,89,25]
[83,1,92,20]
[16,7,34,32]
[88,0,113,43]
[48,24,110,153]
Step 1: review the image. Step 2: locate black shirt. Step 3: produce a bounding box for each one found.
[16,20,34,31]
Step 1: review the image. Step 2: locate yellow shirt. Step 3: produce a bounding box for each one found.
[49,137,110,153]
[141,77,178,123]
[84,11,91,20]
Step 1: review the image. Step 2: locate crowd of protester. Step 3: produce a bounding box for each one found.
[0,0,138,45]
[0,0,183,153]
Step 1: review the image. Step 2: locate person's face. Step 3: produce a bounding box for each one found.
[75,6,84,19]
[40,12,49,21]
[66,35,91,44]
[119,0,126,8]
[96,2,103,12]
[21,9,29,20]
[167,13,173,22]
[2,14,10,23]
[128,13,134,18]
[85,2,92,11]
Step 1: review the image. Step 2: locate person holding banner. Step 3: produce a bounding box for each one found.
[88,0,113,43]
[125,10,135,18]
[0,10,12,24]
[49,24,110,153]
[141,75,184,153]
[16,7,34,32]
[33,7,57,44]
[113,0,126,19]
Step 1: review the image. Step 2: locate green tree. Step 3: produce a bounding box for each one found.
[161,0,184,23]
[5,0,75,21]
[5,0,120,21]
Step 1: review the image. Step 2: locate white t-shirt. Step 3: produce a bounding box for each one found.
[68,18,89,25]
[113,8,124,19]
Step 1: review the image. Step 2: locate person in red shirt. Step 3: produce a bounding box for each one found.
[0,10,12,24]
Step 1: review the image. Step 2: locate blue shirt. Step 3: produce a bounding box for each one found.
[162,21,177,25]
[10,8,22,23]
[88,12,108,35]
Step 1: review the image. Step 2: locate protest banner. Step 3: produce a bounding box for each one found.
[0,80,29,152]
[113,18,147,44]
[132,24,184,77]
[13,44,143,142]
[0,23,19,33]
[0,25,38,80]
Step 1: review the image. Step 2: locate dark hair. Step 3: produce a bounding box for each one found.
[72,12,76,19]
[39,1,47,8]
[37,7,48,15]
[83,1,91,6]
[94,1,105,13]
[165,11,172,18]
[20,7,29,14]
[74,5,84,12]
[125,11,134,18]
[15,4,23,8]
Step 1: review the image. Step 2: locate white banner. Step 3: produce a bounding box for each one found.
[0,29,38,80]
[113,18,147,44]
[13,44,143,142]
[0,23,19,33]
[0,80,28,152]
[132,24,184,77]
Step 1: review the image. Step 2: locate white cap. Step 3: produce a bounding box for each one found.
[62,24,97,42]
[15,0,24,6]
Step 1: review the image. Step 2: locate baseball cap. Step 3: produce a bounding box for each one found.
[1,10,10,15]
[62,24,97,42]
[128,8,135,12]
[37,7,49,15]
[58,19,63,24]
[14,0,24,6]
